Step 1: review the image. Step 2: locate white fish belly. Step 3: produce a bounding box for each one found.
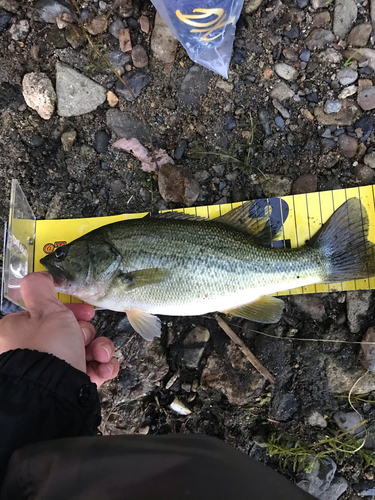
[90,276,320,315]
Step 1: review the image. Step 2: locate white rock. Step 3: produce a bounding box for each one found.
[169,398,192,415]
[274,62,298,81]
[22,72,56,120]
[338,84,357,99]
[56,62,106,117]
[307,411,328,428]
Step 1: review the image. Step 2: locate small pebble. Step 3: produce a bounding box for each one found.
[364,152,375,169]
[61,130,77,151]
[174,140,187,160]
[300,49,311,62]
[127,17,138,29]
[224,116,237,132]
[9,19,29,41]
[275,116,285,131]
[232,47,247,64]
[337,133,358,157]
[94,130,110,154]
[109,19,124,38]
[0,10,11,32]
[284,25,299,39]
[337,68,358,86]
[358,87,375,111]
[274,62,298,81]
[139,15,149,34]
[297,0,309,7]
[131,45,148,69]
[324,99,342,114]
[354,114,373,142]
[259,109,272,135]
[306,92,318,103]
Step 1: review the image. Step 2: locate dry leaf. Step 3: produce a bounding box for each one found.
[113,137,174,172]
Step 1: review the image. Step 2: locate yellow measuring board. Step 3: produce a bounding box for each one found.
[33,184,375,304]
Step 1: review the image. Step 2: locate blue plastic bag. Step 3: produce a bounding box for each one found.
[151,0,244,78]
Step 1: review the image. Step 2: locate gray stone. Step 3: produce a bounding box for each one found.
[22,72,56,120]
[272,99,290,119]
[292,294,326,320]
[178,65,212,106]
[261,175,292,197]
[364,152,375,168]
[307,410,328,428]
[270,82,295,101]
[158,164,200,207]
[333,0,357,40]
[106,109,148,143]
[94,130,110,154]
[115,72,151,102]
[324,99,342,114]
[106,50,131,74]
[108,19,124,38]
[311,0,333,8]
[358,86,375,110]
[182,326,210,369]
[297,458,348,500]
[348,23,372,47]
[346,290,372,333]
[357,165,374,184]
[56,62,106,117]
[305,29,335,50]
[337,133,358,158]
[131,45,148,69]
[333,411,365,437]
[151,12,178,64]
[274,62,298,81]
[337,68,358,86]
[275,116,285,131]
[9,19,29,41]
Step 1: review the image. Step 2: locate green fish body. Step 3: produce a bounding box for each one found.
[41,199,375,340]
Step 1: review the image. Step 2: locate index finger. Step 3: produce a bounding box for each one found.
[20,272,64,318]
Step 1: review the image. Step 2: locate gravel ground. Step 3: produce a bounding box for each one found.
[2,0,375,497]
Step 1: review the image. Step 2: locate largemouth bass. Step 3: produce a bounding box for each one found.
[41,198,375,341]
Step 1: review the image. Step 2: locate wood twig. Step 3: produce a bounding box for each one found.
[215,314,275,384]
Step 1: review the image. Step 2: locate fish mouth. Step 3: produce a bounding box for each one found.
[40,256,73,289]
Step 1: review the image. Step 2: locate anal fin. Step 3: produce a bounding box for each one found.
[221,296,285,323]
[125,309,161,341]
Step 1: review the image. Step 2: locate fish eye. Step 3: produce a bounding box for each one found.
[55,246,68,261]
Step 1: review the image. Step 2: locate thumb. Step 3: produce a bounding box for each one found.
[21,272,63,318]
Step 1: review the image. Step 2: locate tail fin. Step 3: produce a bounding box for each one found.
[310,198,375,283]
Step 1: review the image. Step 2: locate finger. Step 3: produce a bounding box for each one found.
[65,303,95,321]
[78,320,96,346]
[86,337,115,363]
[86,358,120,387]
[21,272,62,318]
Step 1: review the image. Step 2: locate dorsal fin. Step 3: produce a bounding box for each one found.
[145,211,208,222]
[214,201,278,246]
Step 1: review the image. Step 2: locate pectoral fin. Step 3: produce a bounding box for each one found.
[221,296,284,323]
[120,268,169,290]
[125,309,162,341]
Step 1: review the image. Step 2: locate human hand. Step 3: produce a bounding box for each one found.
[0,272,119,387]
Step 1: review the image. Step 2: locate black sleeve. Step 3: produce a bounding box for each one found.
[0,349,101,488]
